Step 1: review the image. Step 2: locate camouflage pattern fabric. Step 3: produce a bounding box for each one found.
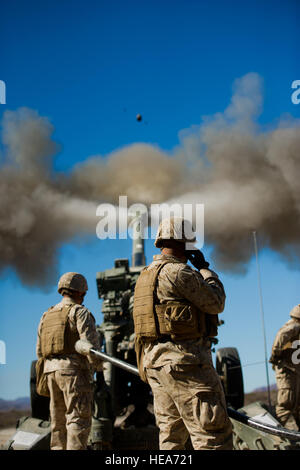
[146,363,232,450]
[36,295,101,450]
[143,254,225,370]
[142,253,232,449]
[47,369,93,450]
[275,366,300,430]
[270,318,300,430]
[270,319,300,366]
[154,254,225,314]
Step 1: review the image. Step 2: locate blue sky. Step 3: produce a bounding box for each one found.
[0,0,300,399]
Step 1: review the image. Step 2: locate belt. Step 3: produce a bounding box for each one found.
[157,335,173,343]
[141,335,173,345]
[158,335,206,345]
[45,354,73,359]
[143,335,206,345]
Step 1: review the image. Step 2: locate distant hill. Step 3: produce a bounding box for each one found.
[0,397,30,411]
[244,385,278,408]
[251,383,277,393]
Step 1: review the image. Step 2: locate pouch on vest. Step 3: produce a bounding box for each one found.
[35,358,50,397]
[205,314,219,338]
[133,259,221,342]
[134,336,148,383]
[160,303,201,341]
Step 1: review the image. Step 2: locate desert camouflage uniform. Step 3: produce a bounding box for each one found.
[270,318,300,430]
[36,296,100,450]
[142,254,232,450]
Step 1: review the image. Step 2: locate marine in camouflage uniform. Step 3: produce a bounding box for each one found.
[133,217,232,450]
[269,305,300,430]
[36,272,101,450]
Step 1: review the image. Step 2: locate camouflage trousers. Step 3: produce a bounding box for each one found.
[146,363,233,450]
[275,367,300,430]
[47,369,93,450]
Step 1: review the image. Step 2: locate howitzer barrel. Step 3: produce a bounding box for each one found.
[132,237,146,267]
[131,214,146,267]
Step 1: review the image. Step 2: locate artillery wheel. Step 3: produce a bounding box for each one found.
[216,347,244,410]
[30,360,50,421]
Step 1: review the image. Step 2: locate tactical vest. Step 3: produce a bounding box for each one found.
[133,260,218,342]
[40,304,80,358]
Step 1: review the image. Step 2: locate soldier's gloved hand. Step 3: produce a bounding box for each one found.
[187,249,210,270]
[269,354,280,365]
[88,351,104,372]
[75,339,104,371]
[89,357,104,372]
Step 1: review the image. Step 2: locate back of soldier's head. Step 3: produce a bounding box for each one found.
[154,216,197,250]
[289,304,300,322]
[58,272,88,296]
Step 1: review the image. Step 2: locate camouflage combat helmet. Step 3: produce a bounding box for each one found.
[154,216,197,248]
[58,272,88,294]
[290,304,300,320]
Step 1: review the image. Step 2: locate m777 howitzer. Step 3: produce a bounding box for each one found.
[5,341,300,450]
[4,221,300,450]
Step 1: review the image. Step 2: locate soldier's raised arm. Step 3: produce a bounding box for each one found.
[175,265,226,315]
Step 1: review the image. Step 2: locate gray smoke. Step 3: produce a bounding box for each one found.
[1,73,300,286]
[0,108,98,286]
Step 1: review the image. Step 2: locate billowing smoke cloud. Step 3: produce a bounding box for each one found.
[171,74,300,271]
[1,72,300,286]
[0,108,98,286]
